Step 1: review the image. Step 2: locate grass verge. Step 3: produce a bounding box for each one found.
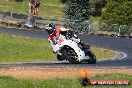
[0,33,56,62]
[0,33,115,62]
[0,0,64,17]
[0,74,131,88]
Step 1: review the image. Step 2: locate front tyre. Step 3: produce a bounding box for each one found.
[87,53,96,64]
[61,48,79,64]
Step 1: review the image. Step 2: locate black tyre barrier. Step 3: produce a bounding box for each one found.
[80,77,91,86]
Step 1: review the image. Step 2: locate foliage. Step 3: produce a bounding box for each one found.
[101,1,132,26]
[100,0,132,35]
[59,0,67,4]
[64,0,93,32]
[99,23,132,35]
[91,0,107,16]
[64,0,92,21]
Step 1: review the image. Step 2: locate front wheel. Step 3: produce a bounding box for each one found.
[61,48,79,64]
[85,51,96,64]
[87,53,96,64]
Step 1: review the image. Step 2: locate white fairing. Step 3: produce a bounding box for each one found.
[71,34,81,43]
[60,27,70,31]
[49,34,86,61]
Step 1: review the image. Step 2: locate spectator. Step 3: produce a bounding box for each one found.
[26,0,41,27]
[28,0,41,19]
[34,0,41,16]
[28,0,35,19]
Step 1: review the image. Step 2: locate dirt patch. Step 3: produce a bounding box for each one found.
[0,67,132,80]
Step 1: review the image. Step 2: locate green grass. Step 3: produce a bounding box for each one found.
[0,33,115,62]
[0,33,56,62]
[0,0,64,17]
[0,74,131,88]
[91,46,116,60]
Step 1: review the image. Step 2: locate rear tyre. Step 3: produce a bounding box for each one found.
[57,55,65,61]
[61,47,79,64]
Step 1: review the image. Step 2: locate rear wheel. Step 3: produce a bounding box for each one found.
[61,47,79,64]
[57,55,65,61]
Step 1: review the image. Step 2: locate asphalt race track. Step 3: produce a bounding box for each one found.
[0,27,132,67]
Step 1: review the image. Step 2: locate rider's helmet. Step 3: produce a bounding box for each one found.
[46,23,56,35]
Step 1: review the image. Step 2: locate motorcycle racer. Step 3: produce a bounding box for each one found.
[45,23,96,63]
[46,23,89,48]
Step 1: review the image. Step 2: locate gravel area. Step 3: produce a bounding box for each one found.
[0,67,132,80]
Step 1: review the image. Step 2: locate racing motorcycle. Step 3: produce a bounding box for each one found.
[48,31,96,64]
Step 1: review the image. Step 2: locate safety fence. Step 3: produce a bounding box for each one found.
[0,11,65,29]
[0,11,132,37]
[99,23,132,36]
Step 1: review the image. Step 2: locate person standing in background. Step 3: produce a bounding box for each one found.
[28,0,35,19]
[26,0,41,28]
[28,0,41,18]
[34,0,41,16]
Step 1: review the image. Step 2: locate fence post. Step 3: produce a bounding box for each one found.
[11,12,13,18]
[118,25,121,36]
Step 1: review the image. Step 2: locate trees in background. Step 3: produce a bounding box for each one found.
[64,0,93,32]
[100,0,132,35]
[101,0,132,26]
[60,0,131,35]
[60,0,107,17]
[91,0,107,16]
[59,0,67,4]
[61,0,131,26]
[65,0,92,21]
